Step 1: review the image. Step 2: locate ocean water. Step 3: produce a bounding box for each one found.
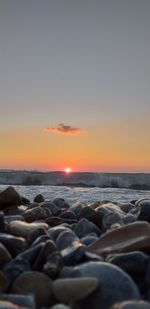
[0,185,150,205]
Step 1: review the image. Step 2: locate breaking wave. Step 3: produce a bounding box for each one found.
[0,170,150,190]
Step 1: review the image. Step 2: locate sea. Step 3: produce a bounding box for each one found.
[0,170,150,205]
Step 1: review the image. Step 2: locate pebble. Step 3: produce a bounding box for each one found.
[33,194,45,203]
[10,220,48,238]
[111,300,150,308]
[11,271,53,307]
[0,271,10,292]
[73,218,101,238]
[53,277,98,303]
[0,187,21,210]
[0,243,12,266]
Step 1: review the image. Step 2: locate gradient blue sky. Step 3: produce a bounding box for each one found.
[0,0,150,171]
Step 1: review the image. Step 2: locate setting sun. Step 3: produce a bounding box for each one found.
[64,167,72,174]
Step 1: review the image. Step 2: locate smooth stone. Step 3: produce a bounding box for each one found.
[32,240,57,270]
[107,251,148,292]
[40,201,61,216]
[0,233,27,257]
[4,215,24,224]
[59,210,77,220]
[0,300,22,309]
[88,222,150,257]
[3,257,30,282]
[102,212,124,231]
[0,211,5,232]
[0,294,35,309]
[53,277,98,303]
[27,227,47,244]
[0,187,21,210]
[21,196,30,205]
[78,206,103,229]
[0,243,12,266]
[53,198,70,209]
[69,201,87,215]
[4,206,23,216]
[47,225,71,241]
[111,300,150,308]
[56,230,86,265]
[23,206,52,222]
[81,235,98,246]
[50,305,70,309]
[123,214,137,224]
[33,194,44,203]
[0,271,10,292]
[119,203,136,213]
[31,234,50,246]
[96,203,124,214]
[18,243,44,265]
[145,259,150,288]
[10,220,48,238]
[45,216,77,226]
[11,271,53,307]
[137,200,150,223]
[74,218,101,238]
[43,251,64,279]
[67,262,140,309]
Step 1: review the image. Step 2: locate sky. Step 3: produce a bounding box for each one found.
[0,0,150,172]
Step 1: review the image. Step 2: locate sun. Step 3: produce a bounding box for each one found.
[64,167,72,174]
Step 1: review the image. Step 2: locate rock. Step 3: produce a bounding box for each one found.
[4,206,22,216]
[88,222,150,257]
[59,210,77,220]
[18,243,44,265]
[56,229,86,265]
[102,212,124,231]
[119,203,136,213]
[0,211,5,232]
[53,198,70,209]
[53,277,98,303]
[137,200,150,223]
[81,234,98,246]
[145,259,150,288]
[74,218,101,238]
[10,220,48,238]
[41,201,60,216]
[0,243,12,266]
[3,257,30,282]
[21,196,30,205]
[0,294,35,309]
[50,305,71,309]
[23,206,52,222]
[107,251,148,292]
[0,187,21,210]
[69,201,87,215]
[4,215,24,224]
[66,261,140,309]
[31,240,57,270]
[43,251,63,278]
[0,271,10,292]
[11,271,53,307]
[0,300,21,309]
[47,225,71,241]
[27,227,47,244]
[33,194,44,203]
[123,214,137,225]
[111,300,150,308]
[78,206,103,229]
[0,233,27,257]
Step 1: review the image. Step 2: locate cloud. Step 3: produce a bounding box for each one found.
[44,123,86,135]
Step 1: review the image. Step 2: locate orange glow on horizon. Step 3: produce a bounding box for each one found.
[64,167,72,174]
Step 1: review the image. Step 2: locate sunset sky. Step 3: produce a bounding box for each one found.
[0,0,150,172]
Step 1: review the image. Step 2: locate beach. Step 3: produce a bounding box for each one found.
[0,185,150,308]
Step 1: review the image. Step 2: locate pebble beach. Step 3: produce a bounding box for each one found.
[0,186,150,309]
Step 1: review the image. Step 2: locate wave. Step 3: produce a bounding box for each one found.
[0,170,150,190]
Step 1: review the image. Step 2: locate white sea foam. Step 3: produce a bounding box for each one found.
[0,170,150,190]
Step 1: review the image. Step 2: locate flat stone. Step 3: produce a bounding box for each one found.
[111,300,150,308]
[10,220,48,238]
[4,257,30,282]
[53,277,98,303]
[0,187,21,210]
[23,206,52,222]
[0,243,12,266]
[33,194,45,203]
[67,261,140,309]
[0,271,10,292]
[88,222,150,257]
[102,212,124,231]
[74,218,101,238]
[53,198,70,209]
[11,271,53,307]
[0,233,27,257]
[0,294,35,309]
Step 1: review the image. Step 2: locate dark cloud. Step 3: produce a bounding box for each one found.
[44,123,86,135]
